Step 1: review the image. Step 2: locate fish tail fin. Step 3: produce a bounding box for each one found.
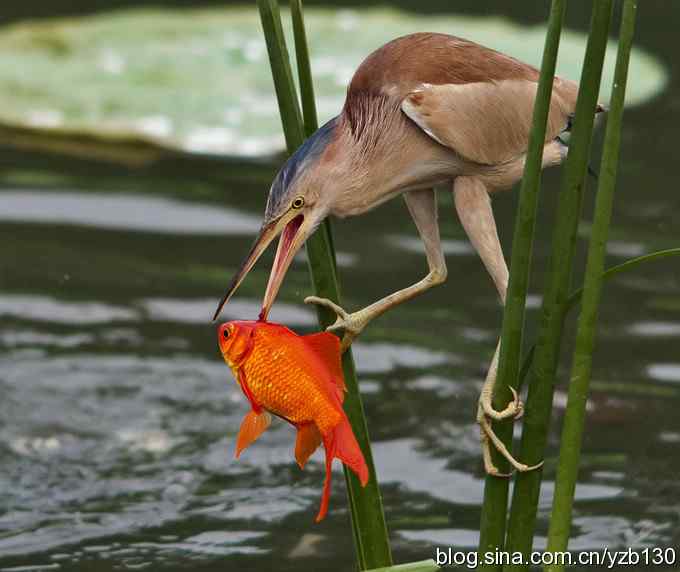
[316,440,334,523]
[315,417,369,523]
[332,417,369,486]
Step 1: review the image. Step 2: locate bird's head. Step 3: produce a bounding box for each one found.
[213,118,339,322]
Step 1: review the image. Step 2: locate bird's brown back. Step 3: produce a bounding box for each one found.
[347,32,540,99]
[341,32,580,167]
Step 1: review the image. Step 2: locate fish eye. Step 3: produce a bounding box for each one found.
[292,196,305,209]
[222,328,230,340]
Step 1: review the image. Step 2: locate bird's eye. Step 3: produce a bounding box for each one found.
[292,196,305,209]
[222,328,230,340]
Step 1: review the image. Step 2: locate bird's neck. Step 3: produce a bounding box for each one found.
[328,104,461,217]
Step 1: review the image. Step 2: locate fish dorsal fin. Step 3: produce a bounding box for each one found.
[235,410,271,458]
[294,423,322,469]
[302,332,346,394]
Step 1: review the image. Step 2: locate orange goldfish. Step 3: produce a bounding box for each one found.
[217,320,369,521]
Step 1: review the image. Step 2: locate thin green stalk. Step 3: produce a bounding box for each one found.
[477,1,567,567]
[504,0,615,565]
[546,2,638,567]
[290,0,318,137]
[256,1,392,568]
[565,247,680,310]
[256,0,304,149]
[517,248,680,391]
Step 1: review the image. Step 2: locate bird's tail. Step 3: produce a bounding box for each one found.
[316,416,369,522]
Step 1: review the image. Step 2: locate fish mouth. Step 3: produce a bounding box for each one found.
[259,214,305,321]
[213,214,299,321]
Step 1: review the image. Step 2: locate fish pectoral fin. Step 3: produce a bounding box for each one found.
[235,410,272,458]
[302,332,346,396]
[295,424,322,469]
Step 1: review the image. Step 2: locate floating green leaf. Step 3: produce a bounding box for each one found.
[0,7,667,158]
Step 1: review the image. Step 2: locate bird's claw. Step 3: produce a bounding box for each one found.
[304,296,365,352]
[478,412,544,477]
[480,386,524,421]
[476,388,540,477]
[508,387,524,420]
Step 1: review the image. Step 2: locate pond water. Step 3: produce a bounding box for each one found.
[1,2,679,571]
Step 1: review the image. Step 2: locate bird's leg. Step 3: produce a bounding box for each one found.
[454,178,520,417]
[453,176,541,476]
[306,188,447,351]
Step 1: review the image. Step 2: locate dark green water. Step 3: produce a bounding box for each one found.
[1,2,679,571]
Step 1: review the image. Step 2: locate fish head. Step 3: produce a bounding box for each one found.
[217,320,259,368]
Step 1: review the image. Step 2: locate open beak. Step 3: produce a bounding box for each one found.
[259,214,307,321]
[212,213,309,321]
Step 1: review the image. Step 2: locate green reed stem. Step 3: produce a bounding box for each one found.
[290,0,319,138]
[477,1,567,567]
[502,1,615,566]
[516,248,680,392]
[545,2,638,567]
[257,0,304,149]
[257,1,392,568]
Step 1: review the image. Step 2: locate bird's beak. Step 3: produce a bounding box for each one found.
[212,212,310,322]
[260,213,309,321]
[212,216,288,321]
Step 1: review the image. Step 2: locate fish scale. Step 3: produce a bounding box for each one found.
[240,328,342,434]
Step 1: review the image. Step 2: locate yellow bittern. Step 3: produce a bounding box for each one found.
[213,33,604,475]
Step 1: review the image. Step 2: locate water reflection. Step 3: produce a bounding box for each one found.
[0,191,261,235]
[647,363,680,383]
[0,294,138,324]
[140,297,317,326]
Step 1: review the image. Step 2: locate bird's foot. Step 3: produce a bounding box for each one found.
[479,386,524,421]
[477,406,543,477]
[304,296,366,352]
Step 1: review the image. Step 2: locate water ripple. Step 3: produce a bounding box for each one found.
[0,191,261,235]
[0,294,138,325]
[141,297,316,326]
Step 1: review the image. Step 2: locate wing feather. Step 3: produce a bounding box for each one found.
[401,79,577,165]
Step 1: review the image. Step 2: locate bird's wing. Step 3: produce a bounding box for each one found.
[401,78,577,165]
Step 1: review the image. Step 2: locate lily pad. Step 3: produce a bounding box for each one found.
[0,6,668,157]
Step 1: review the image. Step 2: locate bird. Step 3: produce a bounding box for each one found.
[213,32,604,476]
